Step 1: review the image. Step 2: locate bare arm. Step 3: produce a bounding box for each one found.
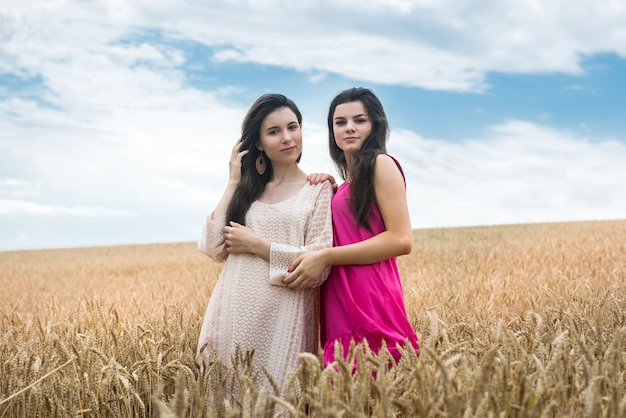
[328,154,412,263]
[283,155,412,287]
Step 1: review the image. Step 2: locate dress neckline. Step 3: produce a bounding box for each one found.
[254,182,310,206]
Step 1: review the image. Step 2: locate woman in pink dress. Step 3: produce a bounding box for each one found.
[284,87,419,367]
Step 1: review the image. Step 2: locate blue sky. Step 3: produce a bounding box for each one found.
[1,0,625,251]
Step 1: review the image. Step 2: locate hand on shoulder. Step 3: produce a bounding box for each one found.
[307,172,338,191]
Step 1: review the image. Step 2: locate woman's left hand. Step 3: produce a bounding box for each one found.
[308,173,338,191]
[224,222,265,255]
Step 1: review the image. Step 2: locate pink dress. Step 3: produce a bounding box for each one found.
[320,157,419,367]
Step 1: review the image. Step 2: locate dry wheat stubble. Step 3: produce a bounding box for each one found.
[1,220,625,416]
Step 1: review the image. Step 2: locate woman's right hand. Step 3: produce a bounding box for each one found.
[209,139,250,220]
[229,139,250,184]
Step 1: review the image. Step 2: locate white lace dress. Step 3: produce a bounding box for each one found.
[196,182,333,390]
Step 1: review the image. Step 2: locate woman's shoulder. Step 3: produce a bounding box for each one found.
[375,154,405,181]
[296,181,333,209]
[305,179,334,196]
[375,153,401,165]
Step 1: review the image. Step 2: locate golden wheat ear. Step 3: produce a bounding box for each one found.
[3,222,626,416]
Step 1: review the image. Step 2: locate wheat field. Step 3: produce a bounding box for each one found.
[1,220,625,417]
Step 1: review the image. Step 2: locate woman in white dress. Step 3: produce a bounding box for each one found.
[196,94,334,394]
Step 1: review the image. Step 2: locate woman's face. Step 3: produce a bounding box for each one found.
[332,100,372,155]
[258,107,302,166]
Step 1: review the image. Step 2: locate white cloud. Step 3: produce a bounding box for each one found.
[0,178,30,187]
[4,0,625,92]
[2,105,625,247]
[0,198,134,217]
[390,120,626,228]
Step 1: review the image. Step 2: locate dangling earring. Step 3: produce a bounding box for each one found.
[255,153,266,175]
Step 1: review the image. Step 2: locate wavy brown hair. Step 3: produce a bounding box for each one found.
[327,87,389,231]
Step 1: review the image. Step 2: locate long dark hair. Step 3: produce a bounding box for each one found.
[226,93,303,225]
[327,87,389,231]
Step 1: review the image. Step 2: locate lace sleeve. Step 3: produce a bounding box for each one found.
[198,214,228,263]
[268,182,333,287]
